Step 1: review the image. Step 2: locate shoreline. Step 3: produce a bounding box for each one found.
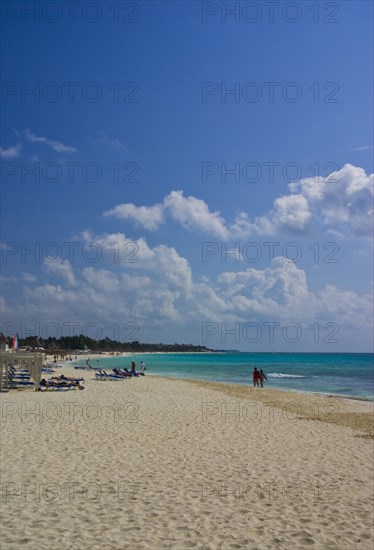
[17,363,374,405]
[146,373,374,404]
[70,354,374,403]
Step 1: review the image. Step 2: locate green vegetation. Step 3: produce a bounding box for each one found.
[7,335,214,353]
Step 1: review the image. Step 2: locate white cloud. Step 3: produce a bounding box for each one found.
[3,231,195,326]
[24,129,77,153]
[229,211,273,238]
[105,191,231,238]
[0,144,22,158]
[215,257,372,327]
[44,258,76,286]
[79,230,193,295]
[164,190,229,239]
[2,160,372,348]
[4,234,371,342]
[103,203,164,231]
[290,164,373,237]
[233,164,373,238]
[22,273,37,283]
[272,194,312,231]
[217,257,310,315]
[102,165,372,240]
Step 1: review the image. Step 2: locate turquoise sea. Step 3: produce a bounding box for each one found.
[83,352,374,401]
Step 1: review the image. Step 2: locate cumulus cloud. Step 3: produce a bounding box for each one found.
[233,164,373,238]
[103,164,373,240]
[24,129,77,153]
[217,257,310,316]
[289,164,373,237]
[79,230,193,295]
[5,232,371,340]
[20,234,192,324]
[216,257,372,327]
[0,143,22,158]
[163,190,229,239]
[103,203,164,231]
[103,191,230,238]
[272,194,312,231]
[44,258,76,286]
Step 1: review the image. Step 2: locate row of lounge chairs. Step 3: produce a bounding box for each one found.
[95,369,141,381]
[8,362,142,389]
[95,370,127,381]
[6,364,85,391]
[8,366,35,388]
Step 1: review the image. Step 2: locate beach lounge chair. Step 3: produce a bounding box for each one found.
[39,385,72,391]
[8,366,31,376]
[8,368,35,387]
[40,379,84,390]
[9,370,31,379]
[95,370,126,381]
[50,375,84,383]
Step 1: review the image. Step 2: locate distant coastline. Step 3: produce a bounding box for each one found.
[2,333,372,355]
[1,334,216,354]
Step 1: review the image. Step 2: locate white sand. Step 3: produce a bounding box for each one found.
[1,366,373,549]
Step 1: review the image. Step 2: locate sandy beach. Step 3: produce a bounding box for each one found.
[1,365,373,549]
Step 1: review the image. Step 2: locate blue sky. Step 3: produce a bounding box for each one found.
[1,1,373,351]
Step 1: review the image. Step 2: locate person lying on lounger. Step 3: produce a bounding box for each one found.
[41,378,84,390]
[119,367,138,377]
[51,375,84,382]
[113,368,132,377]
[97,370,122,378]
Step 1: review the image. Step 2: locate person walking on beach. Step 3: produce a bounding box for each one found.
[253,368,259,387]
[259,369,268,388]
[140,361,146,375]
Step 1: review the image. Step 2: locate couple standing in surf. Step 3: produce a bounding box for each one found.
[253,367,267,388]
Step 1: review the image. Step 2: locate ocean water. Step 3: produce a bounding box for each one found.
[84,352,374,401]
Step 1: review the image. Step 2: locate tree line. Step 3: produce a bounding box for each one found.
[1,334,214,353]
